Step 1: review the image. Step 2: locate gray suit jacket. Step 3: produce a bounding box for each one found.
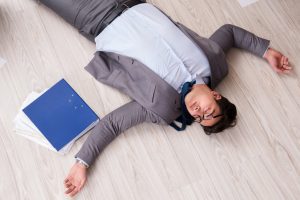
[39,0,270,170]
[75,22,270,166]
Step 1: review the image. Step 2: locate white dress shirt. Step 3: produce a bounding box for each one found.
[95,3,211,93]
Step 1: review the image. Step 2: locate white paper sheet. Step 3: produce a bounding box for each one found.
[238,0,258,7]
[13,90,74,155]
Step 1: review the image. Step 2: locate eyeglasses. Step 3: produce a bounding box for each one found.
[193,113,223,123]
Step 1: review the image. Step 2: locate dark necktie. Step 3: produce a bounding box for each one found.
[170,80,196,131]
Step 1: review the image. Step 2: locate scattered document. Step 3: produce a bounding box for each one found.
[238,0,258,7]
[13,79,99,155]
[14,90,73,154]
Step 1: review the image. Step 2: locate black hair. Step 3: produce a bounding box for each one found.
[201,96,237,134]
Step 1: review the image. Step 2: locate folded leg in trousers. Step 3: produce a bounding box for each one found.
[39,0,144,41]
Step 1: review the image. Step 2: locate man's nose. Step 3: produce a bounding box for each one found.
[194,105,200,112]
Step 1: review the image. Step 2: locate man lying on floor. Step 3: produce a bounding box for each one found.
[37,0,291,197]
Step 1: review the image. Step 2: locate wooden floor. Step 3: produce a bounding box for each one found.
[0,0,300,199]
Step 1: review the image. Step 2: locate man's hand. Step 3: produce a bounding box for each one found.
[64,162,87,197]
[263,47,292,73]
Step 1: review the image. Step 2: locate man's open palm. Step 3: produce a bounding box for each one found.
[64,163,87,197]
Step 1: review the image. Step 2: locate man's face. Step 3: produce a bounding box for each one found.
[185,85,223,127]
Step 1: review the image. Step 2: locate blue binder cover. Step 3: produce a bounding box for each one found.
[23,79,99,151]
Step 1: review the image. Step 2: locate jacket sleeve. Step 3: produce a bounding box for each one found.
[75,100,166,166]
[209,24,270,57]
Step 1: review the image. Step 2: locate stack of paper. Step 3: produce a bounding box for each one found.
[13,90,73,154]
[13,79,99,155]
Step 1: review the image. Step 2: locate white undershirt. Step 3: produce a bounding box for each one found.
[95,3,211,93]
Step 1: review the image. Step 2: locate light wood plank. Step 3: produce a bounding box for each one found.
[0,0,299,199]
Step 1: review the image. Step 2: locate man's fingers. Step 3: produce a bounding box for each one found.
[65,177,74,185]
[278,66,291,74]
[283,64,292,70]
[64,178,69,183]
[280,56,285,66]
[64,182,72,188]
[65,185,76,194]
[68,180,85,197]
[65,187,73,194]
[281,56,289,65]
[64,174,73,184]
[274,67,283,73]
[64,178,70,184]
[69,187,79,197]
[278,55,292,74]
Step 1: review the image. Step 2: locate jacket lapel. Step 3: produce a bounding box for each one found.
[85,51,181,124]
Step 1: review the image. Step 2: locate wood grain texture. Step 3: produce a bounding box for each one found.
[0,0,299,199]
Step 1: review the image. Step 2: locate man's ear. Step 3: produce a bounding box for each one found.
[211,91,222,100]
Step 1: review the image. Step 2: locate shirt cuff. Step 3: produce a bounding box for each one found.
[75,157,89,168]
[262,44,270,58]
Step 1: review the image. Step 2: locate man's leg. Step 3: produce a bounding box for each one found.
[209,24,270,57]
[38,0,120,41]
[39,0,83,26]
[38,0,145,41]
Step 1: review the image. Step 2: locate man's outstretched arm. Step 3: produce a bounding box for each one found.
[209,24,270,56]
[64,100,166,197]
[209,24,291,73]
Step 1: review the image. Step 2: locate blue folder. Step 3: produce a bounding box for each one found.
[23,79,99,151]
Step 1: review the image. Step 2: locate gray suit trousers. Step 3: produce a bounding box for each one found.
[39,0,136,41]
